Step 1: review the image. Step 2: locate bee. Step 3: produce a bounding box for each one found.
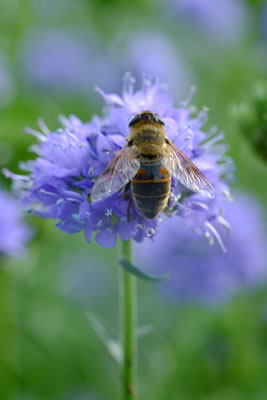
[91,111,215,219]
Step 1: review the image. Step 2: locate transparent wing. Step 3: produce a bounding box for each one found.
[163,140,215,199]
[91,145,140,202]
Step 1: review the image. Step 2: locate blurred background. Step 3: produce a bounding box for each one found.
[1,0,267,399]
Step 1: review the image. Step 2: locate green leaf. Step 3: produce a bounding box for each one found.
[136,325,153,338]
[120,259,169,282]
[87,313,122,365]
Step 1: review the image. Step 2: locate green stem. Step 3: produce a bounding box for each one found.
[119,240,137,400]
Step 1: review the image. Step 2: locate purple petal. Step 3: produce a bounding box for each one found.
[95,228,117,248]
[117,219,138,240]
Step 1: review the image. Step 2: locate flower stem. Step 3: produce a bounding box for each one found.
[119,239,137,400]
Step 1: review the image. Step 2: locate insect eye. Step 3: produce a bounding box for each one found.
[129,114,142,127]
[154,115,165,126]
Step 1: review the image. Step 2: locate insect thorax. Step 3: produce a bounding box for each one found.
[130,124,166,145]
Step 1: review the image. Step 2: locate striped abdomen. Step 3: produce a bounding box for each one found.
[131,163,171,219]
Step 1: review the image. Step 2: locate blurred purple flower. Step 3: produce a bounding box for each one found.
[4,74,233,248]
[136,194,267,304]
[18,29,116,95]
[58,252,112,307]
[169,0,248,44]
[112,31,191,98]
[0,189,31,258]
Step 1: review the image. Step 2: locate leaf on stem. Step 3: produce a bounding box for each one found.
[87,313,122,366]
[120,258,169,282]
[136,324,153,338]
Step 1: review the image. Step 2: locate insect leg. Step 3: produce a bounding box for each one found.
[121,182,131,201]
[127,196,133,221]
[121,182,133,220]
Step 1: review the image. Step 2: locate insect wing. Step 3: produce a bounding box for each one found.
[90,145,140,202]
[163,140,215,199]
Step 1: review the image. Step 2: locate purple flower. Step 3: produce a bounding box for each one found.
[135,194,267,304]
[0,189,31,258]
[111,31,191,98]
[18,29,117,95]
[58,252,112,307]
[4,74,233,248]
[169,0,249,44]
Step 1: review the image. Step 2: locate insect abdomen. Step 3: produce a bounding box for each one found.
[131,163,171,219]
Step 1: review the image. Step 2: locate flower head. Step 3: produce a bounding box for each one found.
[168,0,248,44]
[135,194,267,304]
[5,74,233,248]
[112,31,191,98]
[18,28,116,95]
[0,188,31,258]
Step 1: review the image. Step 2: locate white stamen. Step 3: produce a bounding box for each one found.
[25,127,46,142]
[205,221,227,253]
[105,208,112,217]
[180,86,196,107]
[66,198,80,203]
[38,119,50,134]
[147,228,156,237]
[39,189,57,197]
[223,189,234,202]
[59,115,71,129]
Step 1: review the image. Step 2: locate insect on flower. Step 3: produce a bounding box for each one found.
[91,110,215,219]
[2,74,233,248]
